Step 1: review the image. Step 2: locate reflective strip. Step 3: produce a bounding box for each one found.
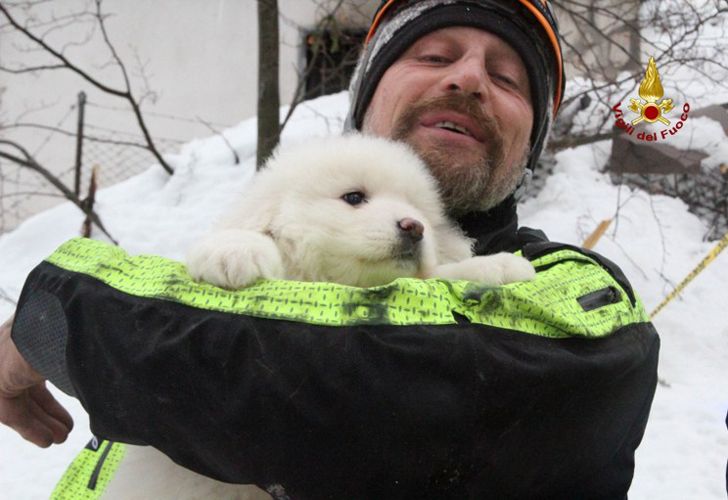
[51,440,126,499]
[44,238,648,339]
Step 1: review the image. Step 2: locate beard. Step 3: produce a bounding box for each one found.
[389,95,529,217]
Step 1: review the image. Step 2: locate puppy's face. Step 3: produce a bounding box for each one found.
[275,181,438,287]
[256,136,449,287]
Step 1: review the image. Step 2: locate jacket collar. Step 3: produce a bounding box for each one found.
[456,195,521,255]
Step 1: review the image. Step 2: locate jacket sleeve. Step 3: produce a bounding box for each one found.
[12,238,659,499]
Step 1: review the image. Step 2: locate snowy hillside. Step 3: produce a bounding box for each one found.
[0,92,726,499]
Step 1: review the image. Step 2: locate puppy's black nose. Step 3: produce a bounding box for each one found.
[398,218,424,243]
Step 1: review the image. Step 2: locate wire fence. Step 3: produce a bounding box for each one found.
[0,166,65,234]
[71,130,182,193]
[0,93,188,235]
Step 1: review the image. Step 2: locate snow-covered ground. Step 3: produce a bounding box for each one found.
[0,89,726,498]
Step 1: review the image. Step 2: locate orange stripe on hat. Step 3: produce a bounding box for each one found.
[364,0,563,116]
[515,0,563,114]
[365,0,399,44]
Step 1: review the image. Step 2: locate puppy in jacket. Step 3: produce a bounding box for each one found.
[102,134,534,499]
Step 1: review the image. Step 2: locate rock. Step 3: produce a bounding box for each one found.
[607,132,707,174]
[692,103,728,135]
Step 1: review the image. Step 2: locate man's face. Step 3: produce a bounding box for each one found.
[362,26,534,216]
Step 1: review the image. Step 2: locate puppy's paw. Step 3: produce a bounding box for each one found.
[433,253,535,286]
[187,229,284,289]
[483,253,536,285]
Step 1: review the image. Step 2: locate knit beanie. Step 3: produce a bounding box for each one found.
[345,0,565,172]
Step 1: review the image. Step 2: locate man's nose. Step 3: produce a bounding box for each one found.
[444,57,488,101]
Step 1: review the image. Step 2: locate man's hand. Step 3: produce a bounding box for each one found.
[0,316,73,447]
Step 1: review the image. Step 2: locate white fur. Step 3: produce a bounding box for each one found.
[187,134,534,288]
[104,134,534,498]
[103,446,270,499]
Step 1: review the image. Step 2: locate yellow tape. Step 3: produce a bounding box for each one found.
[650,231,728,318]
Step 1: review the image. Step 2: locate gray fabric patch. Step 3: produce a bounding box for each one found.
[12,290,75,396]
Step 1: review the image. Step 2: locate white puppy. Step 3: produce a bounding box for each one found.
[187,134,535,289]
[102,134,534,499]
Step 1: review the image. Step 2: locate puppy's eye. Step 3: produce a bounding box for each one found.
[342,191,366,206]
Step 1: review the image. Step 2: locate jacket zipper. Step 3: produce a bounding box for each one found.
[577,286,621,312]
[87,440,114,490]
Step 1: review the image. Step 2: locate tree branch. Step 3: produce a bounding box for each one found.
[91,0,173,174]
[0,2,127,97]
[0,139,118,243]
[0,1,174,175]
[278,0,346,134]
[0,64,66,73]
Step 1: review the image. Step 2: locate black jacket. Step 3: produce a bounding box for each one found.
[13,199,659,499]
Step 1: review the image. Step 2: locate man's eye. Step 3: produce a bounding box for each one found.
[492,73,518,88]
[419,55,450,64]
[342,191,366,206]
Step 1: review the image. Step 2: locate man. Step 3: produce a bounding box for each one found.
[0,1,658,498]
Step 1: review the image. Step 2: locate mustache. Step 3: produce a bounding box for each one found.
[390,94,505,164]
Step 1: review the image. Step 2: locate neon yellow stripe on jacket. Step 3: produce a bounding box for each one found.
[51,439,126,499]
[44,238,649,339]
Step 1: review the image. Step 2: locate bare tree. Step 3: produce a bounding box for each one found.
[278,0,369,132]
[550,0,728,147]
[256,0,372,164]
[545,0,728,243]
[0,139,116,241]
[0,0,172,174]
[0,0,182,238]
[256,0,280,169]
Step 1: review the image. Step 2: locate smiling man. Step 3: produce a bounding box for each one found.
[361,28,533,215]
[0,1,659,498]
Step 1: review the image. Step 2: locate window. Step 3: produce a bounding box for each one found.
[303,28,367,99]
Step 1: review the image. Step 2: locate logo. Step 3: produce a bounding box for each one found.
[612,57,690,142]
[85,435,101,451]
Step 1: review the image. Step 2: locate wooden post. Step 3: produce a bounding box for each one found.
[74,91,87,196]
[256,0,280,169]
[582,219,612,250]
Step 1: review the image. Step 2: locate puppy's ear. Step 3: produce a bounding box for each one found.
[217,171,280,234]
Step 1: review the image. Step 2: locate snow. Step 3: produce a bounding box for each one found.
[1,89,727,498]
